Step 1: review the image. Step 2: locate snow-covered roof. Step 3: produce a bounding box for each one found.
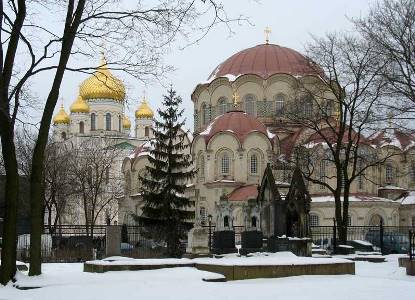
[398,191,415,205]
[369,129,415,151]
[312,195,395,203]
[127,140,153,160]
[198,111,274,146]
[377,185,406,190]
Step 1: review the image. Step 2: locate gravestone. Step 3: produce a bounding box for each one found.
[186,224,209,255]
[106,225,121,257]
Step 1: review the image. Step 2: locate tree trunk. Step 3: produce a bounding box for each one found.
[340,184,351,244]
[0,127,19,284]
[29,1,86,275]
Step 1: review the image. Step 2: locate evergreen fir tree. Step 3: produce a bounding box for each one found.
[139,87,195,257]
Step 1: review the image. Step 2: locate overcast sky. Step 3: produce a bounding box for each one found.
[45,0,374,131]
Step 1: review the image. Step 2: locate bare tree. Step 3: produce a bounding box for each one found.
[43,141,75,233]
[285,32,392,243]
[354,0,415,123]
[0,0,245,282]
[67,138,123,238]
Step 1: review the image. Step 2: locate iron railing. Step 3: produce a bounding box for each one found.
[16,224,106,263]
[120,225,189,258]
[310,223,415,255]
[410,231,415,261]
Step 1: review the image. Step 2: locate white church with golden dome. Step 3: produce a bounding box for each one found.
[52,54,154,143]
[51,53,156,225]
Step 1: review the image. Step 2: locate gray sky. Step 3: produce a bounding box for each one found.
[46,0,374,131]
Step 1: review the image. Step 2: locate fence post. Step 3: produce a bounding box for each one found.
[208,215,212,254]
[379,220,384,255]
[332,218,337,254]
[409,230,413,261]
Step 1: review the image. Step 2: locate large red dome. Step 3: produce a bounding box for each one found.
[199,110,274,145]
[208,44,321,81]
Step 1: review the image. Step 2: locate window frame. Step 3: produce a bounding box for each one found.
[275,93,285,117]
[310,214,320,226]
[90,113,96,131]
[221,152,230,175]
[250,153,258,175]
[243,94,256,116]
[217,97,228,115]
[105,113,112,131]
[79,121,84,134]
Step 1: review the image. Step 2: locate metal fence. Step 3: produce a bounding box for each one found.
[410,231,415,260]
[310,223,415,255]
[120,225,189,258]
[16,225,106,263]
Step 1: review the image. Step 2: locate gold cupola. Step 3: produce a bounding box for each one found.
[70,95,90,113]
[135,97,154,119]
[53,104,70,125]
[123,115,131,129]
[79,53,125,101]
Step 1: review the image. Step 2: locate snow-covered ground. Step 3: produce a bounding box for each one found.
[1,255,414,300]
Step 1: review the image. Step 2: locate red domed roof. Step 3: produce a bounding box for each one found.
[208,44,322,81]
[199,110,274,145]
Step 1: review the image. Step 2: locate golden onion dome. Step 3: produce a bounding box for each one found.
[135,97,154,118]
[70,95,90,113]
[123,115,131,129]
[79,54,125,101]
[53,104,70,125]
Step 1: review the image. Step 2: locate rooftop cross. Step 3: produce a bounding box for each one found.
[264,26,271,44]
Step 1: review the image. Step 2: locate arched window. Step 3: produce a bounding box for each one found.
[221,153,230,175]
[200,207,207,225]
[90,113,96,131]
[319,160,326,189]
[198,155,205,178]
[310,214,320,226]
[358,159,365,190]
[201,103,209,125]
[244,94,256,116]
[275,94,285,117]
[61,132,66,140]
[385,162,393,183]
[218,97,228,115]
[303,96,313,118]
[250,153,258,174]
[118,116,122,132]
[105,113,111,131]
[410,162,415,182]
[251,216,257,228]
[324,101,333,117]
[79,121,84,134]
[224,215,230,228]
[369,214,383,226]
[145,126,150,137]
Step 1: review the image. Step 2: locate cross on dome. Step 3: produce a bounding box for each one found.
[264,26,271,44]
